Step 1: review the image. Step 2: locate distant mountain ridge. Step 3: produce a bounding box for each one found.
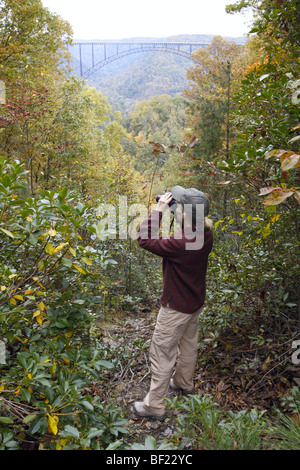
[69,34,246,113]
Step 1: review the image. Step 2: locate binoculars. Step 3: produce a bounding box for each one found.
[156,192,177,208]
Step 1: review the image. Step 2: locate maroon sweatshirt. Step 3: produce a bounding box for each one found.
[137,210,213,314]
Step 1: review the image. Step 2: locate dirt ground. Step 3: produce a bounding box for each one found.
[97,311,191,447]
[95,306,298,448]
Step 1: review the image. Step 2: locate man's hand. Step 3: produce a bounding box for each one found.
[156,192,173,213]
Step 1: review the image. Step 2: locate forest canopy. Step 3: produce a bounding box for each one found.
[0,0,299,451]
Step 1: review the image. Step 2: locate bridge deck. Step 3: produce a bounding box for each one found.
[69,40,244,78]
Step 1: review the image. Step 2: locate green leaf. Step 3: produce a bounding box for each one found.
[0,417,14,424]
[1,175,11,187]
[28,234,38,245]
[58,187,68,203]
[98,359,114,369]
[60,425,80,439]
[106,440,124,450]
[145,435,157,449]
[0,227,14,238]
[23,414,38,424]
[61,257,72,268]
[87,427,104,439]
[20,388,32,403]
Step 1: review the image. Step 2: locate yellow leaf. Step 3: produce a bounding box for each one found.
[53,242,69,253]
[262,189,294,206]
[271,214,280,223]
[259,187,280,196]
[14,294,24,301]
[69,247,76,257]
[1,286,6,291]
[35,314,43,326]
[232,231,243,236]
[27,373,32,379]
[48,229,57,237]
[47,415,59,435]
[9,298,17,305]
[265,149,292,160]
[50,361,57,374]
[25,290,34,295]
[8,274,17,279]
[281,153,300,171]
[32,278,46,290]
[74,264,86,275]
[39,301,45,311]
[26,216,33,222]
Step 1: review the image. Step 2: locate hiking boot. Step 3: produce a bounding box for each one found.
[170,378,195,394]
[133,402,166,421]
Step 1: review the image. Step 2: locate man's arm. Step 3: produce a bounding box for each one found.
[137,193,182,259]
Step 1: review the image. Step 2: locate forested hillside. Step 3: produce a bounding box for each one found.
[70,34,245,111]
[0,0,299,451]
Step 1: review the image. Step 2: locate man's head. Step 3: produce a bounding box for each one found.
[171,185,210,228]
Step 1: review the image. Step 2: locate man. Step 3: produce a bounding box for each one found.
[133,185,213,421]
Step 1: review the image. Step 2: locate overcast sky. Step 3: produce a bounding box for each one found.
[41,0,253,40]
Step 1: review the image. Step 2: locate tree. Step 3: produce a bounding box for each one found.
[123,94,186,174]
[0,77,113,196]
[226,0,300,70]
[0,0,74,195]
[184,36,252,162]
[0,0,72,86]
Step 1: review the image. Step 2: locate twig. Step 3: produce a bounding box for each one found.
[138,370,151,383]
[243,356,288,398]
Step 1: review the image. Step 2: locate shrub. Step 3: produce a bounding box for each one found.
[0,157,127,449]
[167,395,269,450]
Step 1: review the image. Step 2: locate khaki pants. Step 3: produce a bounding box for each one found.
[143,304,203,414]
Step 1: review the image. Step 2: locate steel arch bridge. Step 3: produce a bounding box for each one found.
[70,41,214,79]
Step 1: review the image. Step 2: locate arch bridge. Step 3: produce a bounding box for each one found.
[71,41,212,79]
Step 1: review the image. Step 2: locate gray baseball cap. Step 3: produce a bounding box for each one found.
[171,185,210,217]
